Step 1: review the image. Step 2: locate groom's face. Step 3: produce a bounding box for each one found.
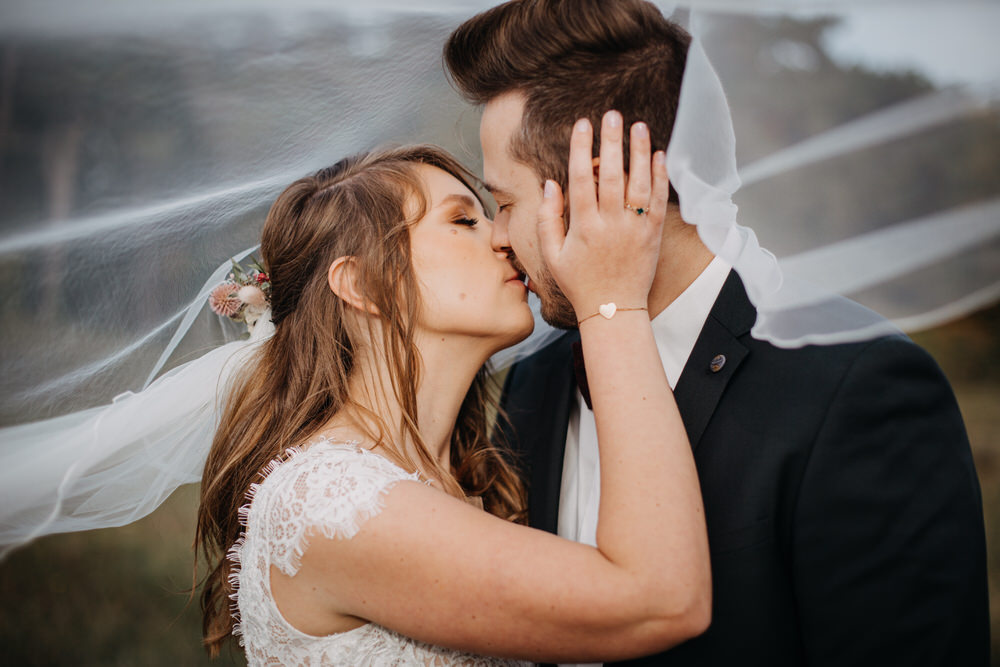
[480,92,578,329]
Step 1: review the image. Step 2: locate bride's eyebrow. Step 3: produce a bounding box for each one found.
[437,193,481,212]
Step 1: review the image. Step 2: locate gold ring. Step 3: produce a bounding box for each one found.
[625,202,648,216]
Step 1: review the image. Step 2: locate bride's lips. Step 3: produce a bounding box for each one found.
[505,271,529,291]
[507,257,534,292]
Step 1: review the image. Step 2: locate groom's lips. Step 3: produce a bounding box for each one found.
[506,256,535,293]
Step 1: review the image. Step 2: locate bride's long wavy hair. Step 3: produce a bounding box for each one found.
[195,145,527,656]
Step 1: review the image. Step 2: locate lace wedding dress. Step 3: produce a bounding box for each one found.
[228,437,531,667]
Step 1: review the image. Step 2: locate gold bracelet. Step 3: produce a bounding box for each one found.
[578,302,648,325]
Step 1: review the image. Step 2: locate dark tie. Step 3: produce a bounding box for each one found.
[571,341,593,411]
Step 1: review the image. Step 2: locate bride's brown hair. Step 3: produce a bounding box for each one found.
[195,144,527,656]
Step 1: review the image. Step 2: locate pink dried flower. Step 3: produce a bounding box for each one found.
[209,282,242,317]
[237,285,267,309]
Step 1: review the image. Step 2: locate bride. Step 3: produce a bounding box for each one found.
[195,119,711,664]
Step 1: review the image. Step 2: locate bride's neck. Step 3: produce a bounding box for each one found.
[327,332,490,475]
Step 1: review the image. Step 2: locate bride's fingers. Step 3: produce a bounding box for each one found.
[647,151,670,226]
[568,118,598,224]
[537,179,567,268]
[597,110,625,219]
[626,122,652,212]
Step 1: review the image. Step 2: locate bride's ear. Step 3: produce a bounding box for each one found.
[327,256,380,316]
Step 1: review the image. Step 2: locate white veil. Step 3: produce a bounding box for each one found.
[669,2,1000,347]
[1,0,997,556]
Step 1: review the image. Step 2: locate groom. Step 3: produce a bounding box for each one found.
[446,1,990,665]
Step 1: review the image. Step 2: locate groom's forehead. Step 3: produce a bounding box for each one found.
[480,92,531,190]
[480,92,527,149]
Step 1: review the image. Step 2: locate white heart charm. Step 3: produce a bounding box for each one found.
[598,302,617,319]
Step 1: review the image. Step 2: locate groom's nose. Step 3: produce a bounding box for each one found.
[490,212,511,253]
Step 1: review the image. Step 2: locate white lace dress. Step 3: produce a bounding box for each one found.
[228,438,532,667]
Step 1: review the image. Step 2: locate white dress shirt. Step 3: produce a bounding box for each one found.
[556,256,731,667]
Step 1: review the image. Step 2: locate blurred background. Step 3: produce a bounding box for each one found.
[0,1,996,664]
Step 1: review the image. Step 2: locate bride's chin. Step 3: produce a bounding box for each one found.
[513,322,535,346]
[498,318,536,351]
[479,319,533,358]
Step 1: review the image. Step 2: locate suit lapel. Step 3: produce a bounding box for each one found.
[674,271,756,448]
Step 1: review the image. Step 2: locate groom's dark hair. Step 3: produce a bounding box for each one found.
[445,0,690,203]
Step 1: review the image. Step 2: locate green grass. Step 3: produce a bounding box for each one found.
[1,307,997,665]
[0,485,244,666]
[951,381,1000,664]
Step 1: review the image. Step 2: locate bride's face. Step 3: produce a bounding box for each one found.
[408,164,534,351]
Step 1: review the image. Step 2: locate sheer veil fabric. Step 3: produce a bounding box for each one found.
[0,0,997,555]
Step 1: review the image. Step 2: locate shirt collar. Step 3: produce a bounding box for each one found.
[650,256,732,387]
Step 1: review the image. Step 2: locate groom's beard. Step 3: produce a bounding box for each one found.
[520,263,577,330]
[508,252,577,329]
[537,268,579,330]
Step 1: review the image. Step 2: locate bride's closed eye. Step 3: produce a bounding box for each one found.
[453,216,479,227]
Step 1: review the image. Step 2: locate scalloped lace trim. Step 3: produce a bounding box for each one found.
[227,438,408,639]
[224,438,528,665]
[226,442,310,642]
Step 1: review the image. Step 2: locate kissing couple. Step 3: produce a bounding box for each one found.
[10,1,993,665]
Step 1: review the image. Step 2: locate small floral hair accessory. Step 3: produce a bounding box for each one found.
[208,257,272,332]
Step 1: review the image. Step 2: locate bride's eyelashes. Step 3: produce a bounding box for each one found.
[453,216,480,227]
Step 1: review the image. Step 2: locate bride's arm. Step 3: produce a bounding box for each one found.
[291,114,710,664]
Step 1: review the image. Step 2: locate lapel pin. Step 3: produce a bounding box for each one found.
[710,354,726,373]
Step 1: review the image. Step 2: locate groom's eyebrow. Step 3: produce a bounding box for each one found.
[483,182,513,200]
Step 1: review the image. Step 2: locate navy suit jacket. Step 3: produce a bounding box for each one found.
[498,271,989,666]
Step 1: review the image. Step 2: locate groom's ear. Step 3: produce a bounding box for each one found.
[327,256,380,316]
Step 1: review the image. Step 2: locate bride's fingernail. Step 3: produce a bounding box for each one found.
[544,180,557,198]
[574,118,590,133]
[606,111,622,127]
[654,151,666,165]
[633,122,648,138]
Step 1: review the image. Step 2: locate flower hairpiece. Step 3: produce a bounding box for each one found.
[208,257,272,332]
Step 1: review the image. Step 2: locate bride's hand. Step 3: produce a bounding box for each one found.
[537,110,669,322]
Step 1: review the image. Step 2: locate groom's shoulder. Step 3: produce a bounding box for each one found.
[758,329,921,364]
[743,325,948,398]
[721,274,939,383]
[709,288,945,407]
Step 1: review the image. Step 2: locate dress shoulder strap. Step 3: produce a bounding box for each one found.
[244,439,420,576]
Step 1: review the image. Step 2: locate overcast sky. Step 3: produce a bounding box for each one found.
[819,5,1000,87]
[2,1,997,89]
